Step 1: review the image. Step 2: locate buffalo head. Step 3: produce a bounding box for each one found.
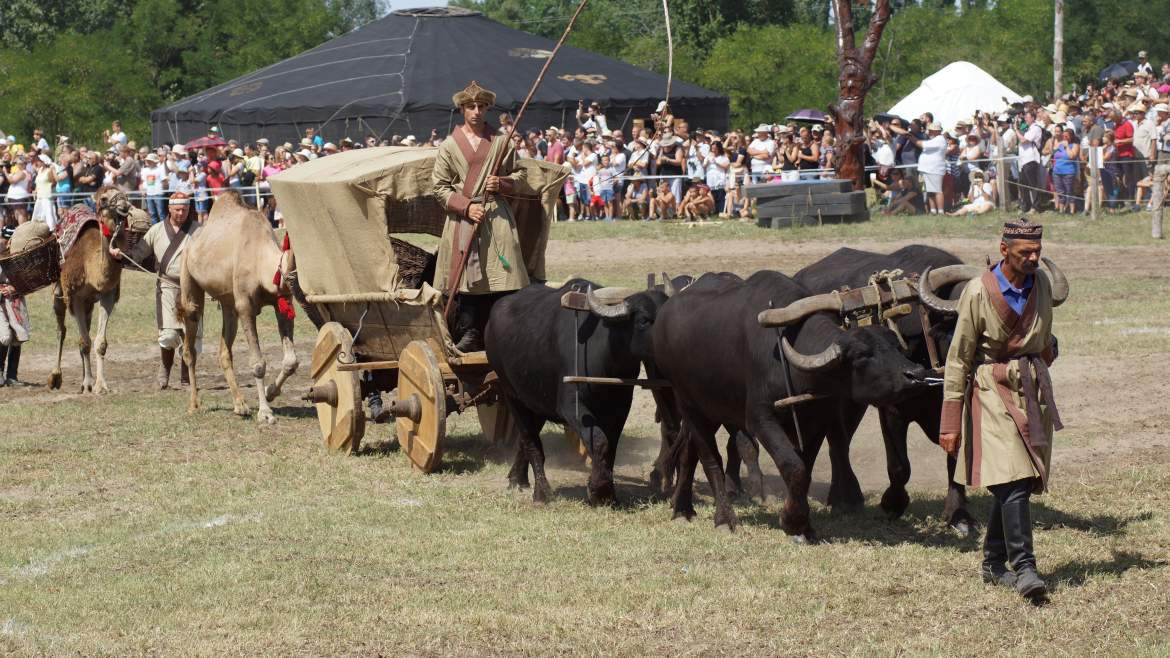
[761,291,935,406]
[584,286,667,366]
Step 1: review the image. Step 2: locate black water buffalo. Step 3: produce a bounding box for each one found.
[486,279,668,505]
[652,270,935,540]
[793,245,974,526]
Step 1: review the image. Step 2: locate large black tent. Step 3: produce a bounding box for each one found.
[151,6,728,146]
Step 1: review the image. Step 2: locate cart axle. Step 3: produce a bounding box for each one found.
[386,394,422,423]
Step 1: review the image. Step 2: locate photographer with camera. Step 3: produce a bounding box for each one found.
[576,100,608,135]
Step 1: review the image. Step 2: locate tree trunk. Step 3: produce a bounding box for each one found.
[1053,0,1064,98]
[830,0,892,191]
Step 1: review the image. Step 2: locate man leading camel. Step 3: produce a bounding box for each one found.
[111,191,202,389]
[432,80,527,352]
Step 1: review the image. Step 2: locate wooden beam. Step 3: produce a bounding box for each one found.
[336,360,398,372]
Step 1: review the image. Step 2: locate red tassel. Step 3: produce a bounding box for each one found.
[281,233,291,251]
[101,223,112,238]
[277,296,296,320]
[273,269,282,286]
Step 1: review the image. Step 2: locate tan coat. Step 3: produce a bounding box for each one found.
[940,266,1061,492]
[432,125,527,294]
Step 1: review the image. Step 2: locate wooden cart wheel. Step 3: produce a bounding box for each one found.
[307,322,365,454]
[396,339,447,472]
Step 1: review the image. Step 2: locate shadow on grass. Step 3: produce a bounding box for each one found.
[1051,550,1169,589]
[271,405,316,419]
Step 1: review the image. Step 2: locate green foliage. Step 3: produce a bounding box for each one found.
[698,23,837,128]
[0,31,160,145]
[0,0,376,145]
[9,0,1170,143]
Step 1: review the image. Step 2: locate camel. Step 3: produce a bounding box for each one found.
[49,187,133,393]
[178,191,298,424]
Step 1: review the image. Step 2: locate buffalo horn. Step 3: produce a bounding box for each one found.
[757,292,843,327]
[586,286,634,319]
[1041,257,1069,306]
[661,272,678,298]
[918,264,984,315]
[781,336,844,372]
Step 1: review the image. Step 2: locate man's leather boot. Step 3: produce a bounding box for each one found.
[1003,498,1047,601]
[981,500,1017,587]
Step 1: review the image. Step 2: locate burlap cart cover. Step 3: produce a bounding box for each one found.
[269,146,568,297]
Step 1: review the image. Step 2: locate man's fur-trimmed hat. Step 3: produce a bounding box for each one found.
[453,81,496,108]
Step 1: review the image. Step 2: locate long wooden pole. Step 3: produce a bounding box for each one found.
[443,0,593,322]
[1054,0,1065,98]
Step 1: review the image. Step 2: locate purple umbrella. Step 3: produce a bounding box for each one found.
[786,108,828,123]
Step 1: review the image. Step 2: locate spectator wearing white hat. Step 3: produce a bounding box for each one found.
[1148,103,1170,238]
[890,120,947,213]
[1138,51,1154,77]
[140,152,168,224]
[747,124,775,184]
[399,135,417,147]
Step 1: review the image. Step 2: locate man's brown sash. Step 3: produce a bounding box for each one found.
[963,269,1063,491]
[155,217,192,329]
[445,127,497,293]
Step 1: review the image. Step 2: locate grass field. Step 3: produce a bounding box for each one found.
[2,210,1170,656]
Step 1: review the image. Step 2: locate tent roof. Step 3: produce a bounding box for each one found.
[155,7,724,126]
[887,61,1023,132]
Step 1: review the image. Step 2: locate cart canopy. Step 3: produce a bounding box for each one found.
[269,146,568,297]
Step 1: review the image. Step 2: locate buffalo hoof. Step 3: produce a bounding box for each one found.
[827,481,865,513]
[532,485,551,505]
[48,372,63,390]
[507,478,531,490]
[880,487,911,520]
[257,409,276,425]
[671,509,696,523]
[264,384,280,402]
[789,530,817,545]
[948,509,979,536]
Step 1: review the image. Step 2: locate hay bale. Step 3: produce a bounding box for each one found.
[9,221,52,254]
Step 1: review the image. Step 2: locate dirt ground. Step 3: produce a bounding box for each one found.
[11,232,1169,505]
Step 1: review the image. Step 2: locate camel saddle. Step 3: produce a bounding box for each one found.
[55,205,102,258]
[54,204,150,259]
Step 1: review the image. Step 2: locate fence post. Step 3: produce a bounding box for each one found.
[1089,145,1100,221]
[994,133,1008,210]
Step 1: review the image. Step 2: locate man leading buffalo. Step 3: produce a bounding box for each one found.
[938,219,1064,604]
[432,81,528,352]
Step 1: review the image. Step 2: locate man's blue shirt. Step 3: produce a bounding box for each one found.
[993,261,1033,315]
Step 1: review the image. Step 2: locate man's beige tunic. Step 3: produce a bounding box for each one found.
[127,218,200,332]
[939,267,1061,492]
[432,125,527,294]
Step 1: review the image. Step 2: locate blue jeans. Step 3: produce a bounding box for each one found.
[147,195,167,224]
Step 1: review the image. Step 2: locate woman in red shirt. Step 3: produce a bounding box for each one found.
[1112,108,1140,207]
[205,159,227,198]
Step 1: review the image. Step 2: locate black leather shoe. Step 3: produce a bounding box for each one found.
[1015,568,1048,601]
[981,563,1018,588]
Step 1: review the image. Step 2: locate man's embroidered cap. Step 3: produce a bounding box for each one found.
[453,81,496,108]
[1003,218,1043,240]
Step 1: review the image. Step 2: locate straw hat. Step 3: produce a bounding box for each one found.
[1154,103,1170,113]
[754,123,771,133]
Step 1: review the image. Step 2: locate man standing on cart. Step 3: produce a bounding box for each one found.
[432,81,528,352]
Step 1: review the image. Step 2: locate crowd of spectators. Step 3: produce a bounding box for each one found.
[6,50,1170,230]
[0,122,444,230]
[868,51,1170,217]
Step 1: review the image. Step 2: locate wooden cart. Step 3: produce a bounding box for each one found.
[269,146,568,472]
